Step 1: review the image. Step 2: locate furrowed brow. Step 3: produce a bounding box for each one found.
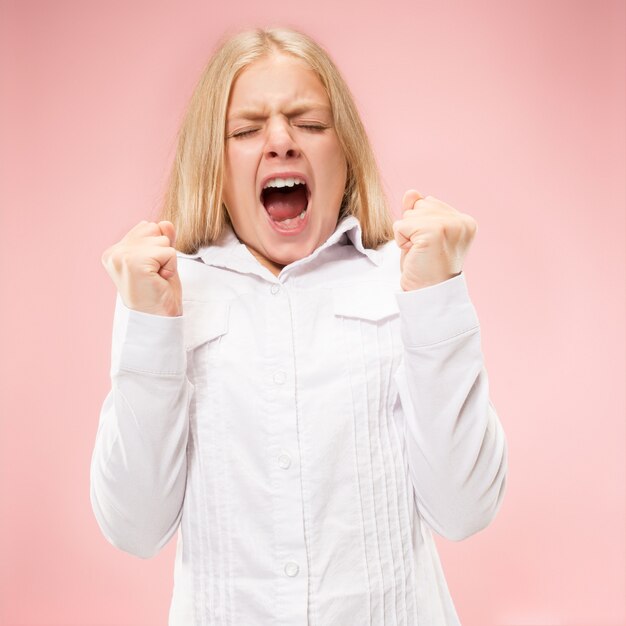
[228,108,267,122]
[228,101,331,122]
[284,103,331,117]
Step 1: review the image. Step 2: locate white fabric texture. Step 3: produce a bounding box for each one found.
[90,214,508,626]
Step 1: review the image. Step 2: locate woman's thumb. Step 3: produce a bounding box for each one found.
[158,220,176,247]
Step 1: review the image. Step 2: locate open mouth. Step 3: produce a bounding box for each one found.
[261,181,310,229]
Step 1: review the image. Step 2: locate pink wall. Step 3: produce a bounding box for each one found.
[1,1,624,624]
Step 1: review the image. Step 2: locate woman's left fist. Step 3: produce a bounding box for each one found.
[393,190,477,291]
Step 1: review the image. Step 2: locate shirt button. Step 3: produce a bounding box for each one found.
[270,284,280,295]
[284,561,299,577]
[278,453,291,469]
[273,370,286,385]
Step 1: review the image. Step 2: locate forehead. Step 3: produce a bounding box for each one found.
[227,54,331,118]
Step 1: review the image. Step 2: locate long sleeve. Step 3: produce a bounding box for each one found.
[393,272,508,541]
[90,293,194,558]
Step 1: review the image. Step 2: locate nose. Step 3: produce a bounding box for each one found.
[264,118,301,160]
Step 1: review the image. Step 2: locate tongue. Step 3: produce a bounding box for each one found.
[263,186,307,221]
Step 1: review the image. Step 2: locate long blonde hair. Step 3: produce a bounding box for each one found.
[159,27,394,253]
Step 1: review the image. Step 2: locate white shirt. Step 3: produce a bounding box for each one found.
[90,215,508,626]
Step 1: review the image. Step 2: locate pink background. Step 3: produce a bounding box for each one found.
[1,1,624,625]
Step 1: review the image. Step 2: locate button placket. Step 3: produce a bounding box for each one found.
[266,281,307,615]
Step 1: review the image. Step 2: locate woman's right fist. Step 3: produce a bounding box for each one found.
[101,220,182,317]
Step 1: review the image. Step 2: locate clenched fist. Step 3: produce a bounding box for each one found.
[101,220,182,317]
[393,190,477,291]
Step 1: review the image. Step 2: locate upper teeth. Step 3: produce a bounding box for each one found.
[263,176,306,189]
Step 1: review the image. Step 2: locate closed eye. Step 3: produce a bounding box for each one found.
[231,128,259,139]
[297,124,327,131]
[230,124,328,139]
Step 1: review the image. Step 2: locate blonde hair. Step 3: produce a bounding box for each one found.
[159,27,394,253]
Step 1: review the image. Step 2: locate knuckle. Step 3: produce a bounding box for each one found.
[131,220,150,233]
[433,222,446,237]
[142,221,161,236]
[102,244,126,270]
[461,215,477,236]
[110,249,133,272]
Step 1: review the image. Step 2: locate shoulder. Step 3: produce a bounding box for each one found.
[324,240,401,306]
[176,254,205,287]
[376,239,401,265]
[330,241,401,321]
[369,239,401,284]
[175,254,230,302]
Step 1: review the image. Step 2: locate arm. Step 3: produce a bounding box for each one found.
[393,272,507,541]
[89,293,193,558]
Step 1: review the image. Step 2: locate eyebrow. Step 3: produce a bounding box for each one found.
[227,101,332,122]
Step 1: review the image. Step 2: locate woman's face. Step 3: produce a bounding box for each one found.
[222,53,348,275]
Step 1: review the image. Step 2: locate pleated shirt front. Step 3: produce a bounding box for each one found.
[90,215,508,626]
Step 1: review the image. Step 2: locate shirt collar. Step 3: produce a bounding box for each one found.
[177,215,383,275]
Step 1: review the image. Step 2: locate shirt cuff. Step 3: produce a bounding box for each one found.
[395,272,479,348]
[110,293,186,375]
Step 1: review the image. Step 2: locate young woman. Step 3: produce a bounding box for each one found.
[91,27,508,626]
